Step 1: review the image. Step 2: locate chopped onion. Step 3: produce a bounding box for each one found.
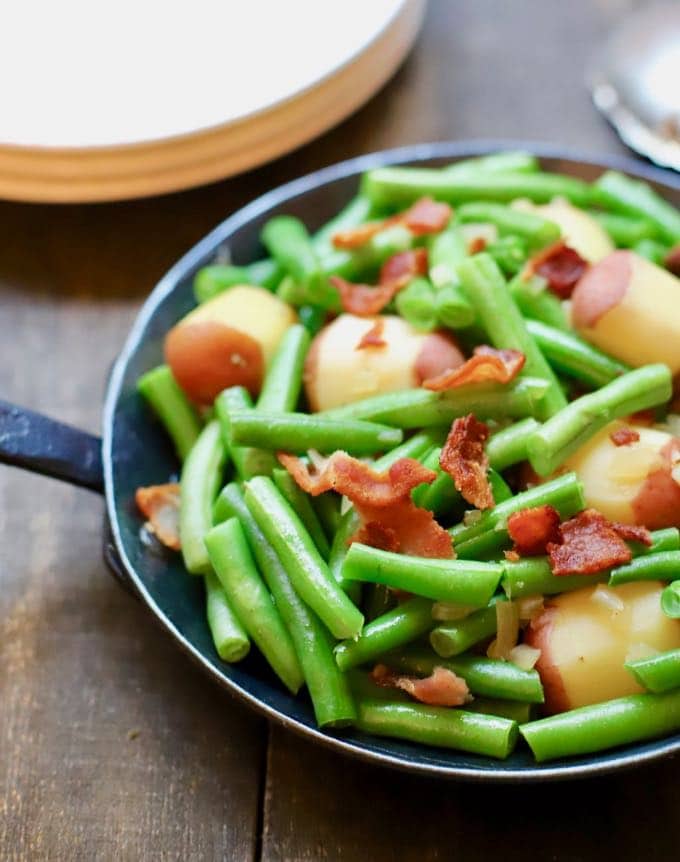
[431,602,476,621]
[591,584,625,614]
[487,601,519,660]
[517,595,544,623]
[626,642,660,662]
[463,509,482,527]
[509,644,541,670]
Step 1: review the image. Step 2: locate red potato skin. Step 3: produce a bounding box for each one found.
[524,605,571,715]
[632,438,680,529]
[570,250,632,329]
[165,320,264,405]
[414,331,465,384]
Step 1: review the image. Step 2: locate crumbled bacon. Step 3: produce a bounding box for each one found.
[277,451,453,558]
[331,248,428,317]
[665,244,680,277]
[356,318,387,350]
[507,505,561,556]
[547,508,632,576]
[440,415,494,510]
[331,197,451,250]
[379,248,429,285]
[611,522,652,546]
[135,483,181,550]
[610,427,640,447]
[467,236,487,255]
[504,549,520,563]
[526,240,589,298]
[422,345,525,391]
[371,664,470,707]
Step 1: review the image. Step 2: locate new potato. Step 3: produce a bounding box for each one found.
[512,197,614,263]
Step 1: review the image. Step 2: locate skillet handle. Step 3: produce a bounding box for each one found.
[0,400,104,492]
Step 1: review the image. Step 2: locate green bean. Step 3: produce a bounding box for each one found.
[215,387,274,479]
[374,429,445,469]
[457,202,561,249]
[428,226,468,286]
[180,420,226,575]
[526,364,673,476]
[363,583,396,623]
[590,211,658,247]
[395,276,438,331]
[361,168,591,209]
[227,409,403,455]
[346,669,409,702]
[257,324,310,412]
[137,364,202,460]
[245,476,364,639]
[457,254,567,419]
[355,699,519,759]
[626,649,680,694]
[486,418,541,472]
[261,215,327,302]
[411,447,461,517]
[643,528,680,554]
[508,273,570,331]
[272,468,330,560]
[608,551,680,587]
[204,571,250,662]
[661,581,680,618]
[450,473,584,559]
[633,238,670,265]
[213,483,356,726]
[593,170,680,245]
[525,319,630,389]
[488,469,513,504]
[444,151,540,175]
[334,597,434,671]
[342,543,502,606]
[205,518,304,694]
[466,698,533,723]
[485,235,528,277]
[386,646,544,702]
[320,377,549,428]
[430,597,503,658]
[297,304,327,335]
[313,491,342,540]
[435,284,477,329]
[193,259,282,302]
[520,688,680,762]
[312,195,374,250]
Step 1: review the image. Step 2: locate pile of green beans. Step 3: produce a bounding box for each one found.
[137,151,680,764]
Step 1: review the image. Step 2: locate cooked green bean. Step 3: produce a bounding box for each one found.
[362,168,591,209]
[272,467,330,560]
[633,238,670,265]
[410,447,461,517]
[179,420,226,575]
[458,254,567,419]
[395,276,438,331]
[193,259,282,302]
[257,324,310,412]
[342,543,502,606]
[245,476,364,639]
[428,226,468,286]
[525,318,630,388]
[457,202,560,249]
[228,409,403,455]
[488,469,512,504]
[297,304,327,335]
[386,646,544,702]
[363,583,396,623]
[466,698,532,723]
[590,211,658,247]
[205,518,304,693]
[486,418,541,471]
[137,364,202,460]
[661,581,680,618]
[626,649,680,694]
[215,387,274,479]
[313,491,342,540]
[355,699,519,759]
[485,235,528,276]
[520,688,680,762]
[430,597,503,658]
[445,151,540,175]
[508,273,570,331]
[435,283,477,329]
[204,571,250,662]
[312,195,374,249]
[261,215,328,303]
[213,483,356,726]
[526,364,672,476]
[335,597,434,671]
[608,551,680,587]
[593,170,680,245]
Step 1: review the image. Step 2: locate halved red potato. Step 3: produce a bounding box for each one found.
[571,251,680,372]
[165,285,297,404]
[564,420,680,528]
[304,313,465,412]
[511,197,614,263]
[526,581,680,713]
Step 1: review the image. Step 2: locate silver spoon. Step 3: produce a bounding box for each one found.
[589,2,680,171]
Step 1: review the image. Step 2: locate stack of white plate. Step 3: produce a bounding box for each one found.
[0,0,425,202]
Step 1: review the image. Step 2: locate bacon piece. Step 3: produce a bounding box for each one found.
[611,522,653,546]
[422,345,525,391]
[504,549,520,562]
[331,277,400,316]
[439,415,494,510]
[277,451,453,558]
[355,318,386,350]
[547,508,632,576]
[135,483,181,550]
[331,198,451,250]
[665,244,680,277]
[610,427,640,447]
[507,505,561,556]
[331,219,397,250]
[372,664,470,707]
[379,248,428,286]
[468,236,488,255]
[526,240,589,299]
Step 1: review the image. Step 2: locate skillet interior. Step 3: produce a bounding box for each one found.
[103,141,680,781]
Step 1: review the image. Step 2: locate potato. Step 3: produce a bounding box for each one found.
[571,251,680,372]
[165,285,296,404]
[525,581,680,713]
[304,313,465,412]
[512,197,614,263]
[565,421,680,528]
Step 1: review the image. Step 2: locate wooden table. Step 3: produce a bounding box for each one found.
[2,2,677,859]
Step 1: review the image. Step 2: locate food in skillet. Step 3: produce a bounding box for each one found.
[136,152,680,763]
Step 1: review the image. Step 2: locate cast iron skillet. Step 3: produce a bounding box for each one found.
[2,142,680,782]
